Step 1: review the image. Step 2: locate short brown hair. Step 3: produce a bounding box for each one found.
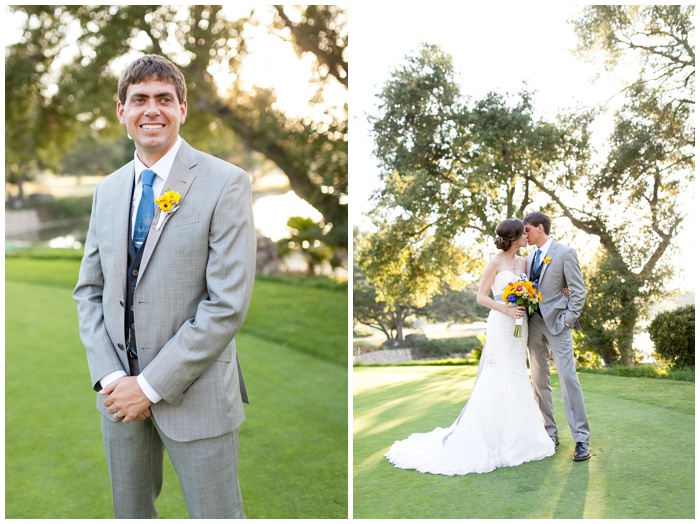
[523,211,551,235]
[117,54,187,105]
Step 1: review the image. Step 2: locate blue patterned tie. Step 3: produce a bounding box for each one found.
[133,169,156,250]
[533,248,542,273]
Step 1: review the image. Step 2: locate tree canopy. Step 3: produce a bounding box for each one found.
[5,5,348,247]
[358,5,694,364]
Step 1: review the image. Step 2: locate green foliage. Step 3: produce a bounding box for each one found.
[28,195,94,221]
[418,281,489,324]
[577,249,643,366]
[6,5,347,247]
[59,133,135,177]
[666,367,696,382]
[355,222,470,343]
[276,216,340,275]
[5,30,78,202]
[5,247,86,262]
[576,363,694,383]
[648,305,695,370]
[570,5,693,304]
[405,336,482,360]
[255,273,346,291]
[574,6,694,97]
[355,357,476,368]
[352,261,403,341]
[397,357,475,367]
[358,224,469,310]
[368,44,570,249]
[5,256,347,518]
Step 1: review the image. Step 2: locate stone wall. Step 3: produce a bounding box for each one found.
[353,348,413,365]
[5,209,43,236]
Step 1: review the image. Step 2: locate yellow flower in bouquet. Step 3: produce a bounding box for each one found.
[502,277,541,337]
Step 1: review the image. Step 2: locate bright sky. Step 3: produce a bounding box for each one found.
[349,4,694,289]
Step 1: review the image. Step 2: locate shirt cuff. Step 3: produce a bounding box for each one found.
[137,374,162,404]
[99,370,127,390]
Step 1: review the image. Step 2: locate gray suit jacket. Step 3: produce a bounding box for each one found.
[73,140,256,442]
[527,240,586,336]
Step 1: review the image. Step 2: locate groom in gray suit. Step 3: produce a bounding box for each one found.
[73,55,256,517]
[523,211,591,462]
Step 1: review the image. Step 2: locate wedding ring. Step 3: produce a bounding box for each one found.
[114,411,123,420]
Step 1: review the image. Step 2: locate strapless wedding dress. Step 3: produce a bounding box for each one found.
[385,271,555,475]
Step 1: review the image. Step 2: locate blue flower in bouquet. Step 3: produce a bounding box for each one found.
[507,294,517,304]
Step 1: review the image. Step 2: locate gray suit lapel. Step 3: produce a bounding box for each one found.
[137,142,198,285]
[114,162,136,299]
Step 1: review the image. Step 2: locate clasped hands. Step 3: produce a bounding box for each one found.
[100,377,152,423]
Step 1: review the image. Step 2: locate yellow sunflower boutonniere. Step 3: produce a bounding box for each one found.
[155,190,181,213]
[543,256,552,265]
[154,190,182,230]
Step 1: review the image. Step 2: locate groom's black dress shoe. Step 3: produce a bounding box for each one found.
[573,442,591,461]
[551,436,559,448]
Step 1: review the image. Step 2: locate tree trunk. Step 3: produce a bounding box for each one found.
[617,301,639,367]
[16,178,25,206]
[394,304,405,342]
[195,93,348,249]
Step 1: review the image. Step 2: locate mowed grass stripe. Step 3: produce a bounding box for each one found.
[4,256,348,366]
[353,366,693,519]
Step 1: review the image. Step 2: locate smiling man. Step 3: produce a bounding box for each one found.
[73,54,256,518]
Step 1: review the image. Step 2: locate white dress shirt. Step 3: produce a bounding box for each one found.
[99,136,184,404]
[536,237,553,262]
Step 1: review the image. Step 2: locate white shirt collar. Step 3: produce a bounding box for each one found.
[538,237,553,258]
[133,135,183,184]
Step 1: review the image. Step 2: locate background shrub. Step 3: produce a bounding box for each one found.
[648,304,695,370]
[406,336,482,359]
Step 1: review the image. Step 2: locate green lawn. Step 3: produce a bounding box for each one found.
[5,255,348,519]
[354,365,694,519]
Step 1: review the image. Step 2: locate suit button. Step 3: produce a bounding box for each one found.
[130,305,134,311]
[119,301,125,307]
[117,343,124,350]
[132,269,139,276]
[131,323,135,329]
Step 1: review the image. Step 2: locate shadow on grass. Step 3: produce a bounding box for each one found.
[354,366,694,519]
[553,459,589,518]
[354,369,476,443]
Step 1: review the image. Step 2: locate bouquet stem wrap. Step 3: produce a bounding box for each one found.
[514,316,524,337]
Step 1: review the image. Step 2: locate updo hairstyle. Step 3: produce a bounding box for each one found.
[494,219,524,251]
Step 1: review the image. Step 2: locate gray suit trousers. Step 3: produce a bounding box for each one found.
[101,362,245,519]
[527,312,590,443]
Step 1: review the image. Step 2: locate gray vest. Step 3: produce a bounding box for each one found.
[531,257,544,315]
[125,211,147,358]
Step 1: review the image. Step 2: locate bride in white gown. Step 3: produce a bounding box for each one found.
[385,219,555,475]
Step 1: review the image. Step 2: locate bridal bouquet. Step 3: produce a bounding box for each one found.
[502,275,542,337]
